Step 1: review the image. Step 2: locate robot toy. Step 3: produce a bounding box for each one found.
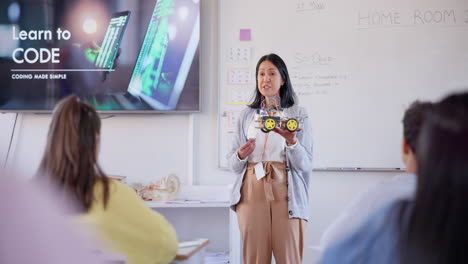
[254,96,306,133]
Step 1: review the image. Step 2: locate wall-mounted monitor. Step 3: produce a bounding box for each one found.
[0,0,200,113]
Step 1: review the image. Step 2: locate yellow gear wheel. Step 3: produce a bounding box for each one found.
[264,118,277,131]
[286,118,298,132]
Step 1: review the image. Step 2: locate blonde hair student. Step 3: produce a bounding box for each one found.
[37,95,178,264]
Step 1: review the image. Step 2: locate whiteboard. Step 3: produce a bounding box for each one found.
[218,0,468,169]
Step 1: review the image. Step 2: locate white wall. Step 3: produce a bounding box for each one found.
[5,114,50,178]
[0,113,17,169]
[0,0,399,261]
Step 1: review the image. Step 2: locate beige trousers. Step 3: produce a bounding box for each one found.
[236,162,306,264]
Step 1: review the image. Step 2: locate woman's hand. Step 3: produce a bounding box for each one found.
[238,138,256,160]
[273,127,297,146]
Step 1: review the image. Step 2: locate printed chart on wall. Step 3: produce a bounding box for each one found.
[218,46,255,168]
[218,0,468,169]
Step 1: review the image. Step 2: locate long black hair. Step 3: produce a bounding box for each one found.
[400,92,468,264]
[249,53,297,109]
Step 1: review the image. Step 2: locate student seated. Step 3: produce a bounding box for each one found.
[320,100,432,248]
[319,92,468,264]
[36,95,178,264]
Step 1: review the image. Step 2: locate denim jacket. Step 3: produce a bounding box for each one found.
[227,105,313,220]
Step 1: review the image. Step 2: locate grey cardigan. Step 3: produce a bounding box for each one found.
[227,105,313,220]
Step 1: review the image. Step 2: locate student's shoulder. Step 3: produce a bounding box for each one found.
[321,201,408,264]
[107,180,139,197]
[372,173,416,198]
[364,173,413,193]
[387,173,416,186]
[365,199,412,237]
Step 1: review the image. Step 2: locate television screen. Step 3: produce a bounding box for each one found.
[0,0,200,112]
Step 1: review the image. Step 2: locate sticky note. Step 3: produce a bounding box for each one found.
[240,29,251,41]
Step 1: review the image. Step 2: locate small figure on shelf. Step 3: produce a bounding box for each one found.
[132,174,180,201]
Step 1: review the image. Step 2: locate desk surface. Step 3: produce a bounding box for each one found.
[146,201,229,208]
[176,239,209,260]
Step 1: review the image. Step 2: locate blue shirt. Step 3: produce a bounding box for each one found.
[320,200,412,264]
[321,174,416,248]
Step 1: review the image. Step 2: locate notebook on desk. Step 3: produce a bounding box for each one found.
[176,238,209,260]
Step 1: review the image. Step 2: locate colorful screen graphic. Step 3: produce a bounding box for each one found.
[95,12,130,69]
[0,0,199,112]
[127,0,200,110]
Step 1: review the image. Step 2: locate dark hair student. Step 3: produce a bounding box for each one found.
[401,93,468,264]
[319,91,468,264]
[320,100,433,248]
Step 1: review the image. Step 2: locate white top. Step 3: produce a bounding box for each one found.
[320,173,416,249]
[246,113,286,162]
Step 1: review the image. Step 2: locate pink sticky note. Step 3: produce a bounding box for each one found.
[240,29,251,41]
